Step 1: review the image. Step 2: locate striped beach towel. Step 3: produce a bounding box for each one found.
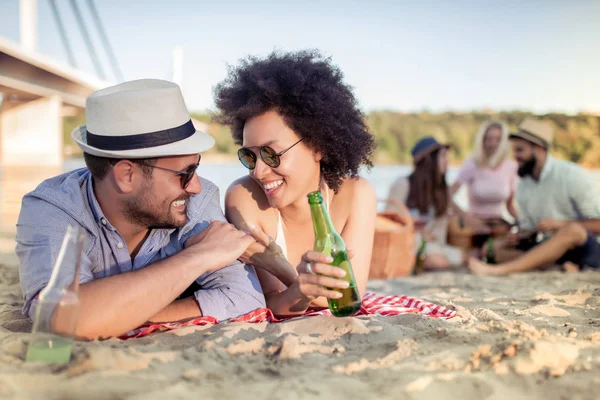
[120,292,456,340]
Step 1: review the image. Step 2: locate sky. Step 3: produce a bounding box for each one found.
[1,0,599,114]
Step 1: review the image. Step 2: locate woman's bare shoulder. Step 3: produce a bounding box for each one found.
[336,176,376,204]
[225,176,272,216]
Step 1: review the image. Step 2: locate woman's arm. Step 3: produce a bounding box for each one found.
[254,178,376,317]
[449,160,474,217]
[254,267,313,315]
[449,182,467,218]
[225,178,344,316]
[225,178,297,286]
[339,178,377,298]
[253,252,352,316]
[506,192,519,220]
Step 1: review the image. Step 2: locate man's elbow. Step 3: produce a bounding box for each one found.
[232,290,266,316]
[223,289,266,320]
[72,318,122,341]
[73,325,102,341]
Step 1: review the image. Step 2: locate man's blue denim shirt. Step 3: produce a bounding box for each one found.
[16,168,265,321]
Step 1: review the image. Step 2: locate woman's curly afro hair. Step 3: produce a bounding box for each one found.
[213,50,375,192]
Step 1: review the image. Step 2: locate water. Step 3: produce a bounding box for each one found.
[2,159,600,234]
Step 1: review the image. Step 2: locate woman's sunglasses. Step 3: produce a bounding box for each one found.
[237,139,303,170]
[136,155,201,189]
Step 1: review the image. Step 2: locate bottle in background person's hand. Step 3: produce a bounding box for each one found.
[413,237,427,275]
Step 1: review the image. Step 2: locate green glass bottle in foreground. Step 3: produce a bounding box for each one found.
[413,237,427,275]
[26,225,83,364]
[26,334,73,363]
[483,237,496,264]
[308,191,361,317]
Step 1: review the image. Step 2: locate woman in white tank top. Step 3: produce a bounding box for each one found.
[216,51,377,317]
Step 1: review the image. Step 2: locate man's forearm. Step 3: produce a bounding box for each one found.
[61,251,207,340]
[573,219,600,234]
[148,297,201,323]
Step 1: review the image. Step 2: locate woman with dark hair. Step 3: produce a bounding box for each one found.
[386,137,465,269]
[214,50,377,317]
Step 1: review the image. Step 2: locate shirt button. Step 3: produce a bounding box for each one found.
[117,242,124,249]
[101,218,107,225]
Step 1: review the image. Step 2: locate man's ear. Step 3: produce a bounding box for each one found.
[112,160,137,193]
[534,145,546,158]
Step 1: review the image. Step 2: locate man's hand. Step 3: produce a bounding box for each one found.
[504,232,520,248]
[465,215,491,234]
[537,219,567,233]
[233,223,298,286]
[185,221,256,273]
[504,230,537,248]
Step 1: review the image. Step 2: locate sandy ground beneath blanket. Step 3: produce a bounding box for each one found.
[1,242,599,400]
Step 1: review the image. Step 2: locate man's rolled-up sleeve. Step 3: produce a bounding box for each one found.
[16,196,95,318]
[193,260,265,321]
[567,168,600,219]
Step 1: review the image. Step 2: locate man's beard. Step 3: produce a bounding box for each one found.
[123,190,189,229]
[517,155,537,177]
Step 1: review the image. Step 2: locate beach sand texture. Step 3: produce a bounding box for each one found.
[1,247,599,399]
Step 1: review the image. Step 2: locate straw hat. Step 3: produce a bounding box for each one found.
[509,117,554,149]
[71,79,215,158]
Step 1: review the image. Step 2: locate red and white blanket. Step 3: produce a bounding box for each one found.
[120,292,456,340]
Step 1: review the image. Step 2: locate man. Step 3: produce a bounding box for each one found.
[469,117,600,275]
[17,79,264,340]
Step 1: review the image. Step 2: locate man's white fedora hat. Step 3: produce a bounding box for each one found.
[71,79,215,158]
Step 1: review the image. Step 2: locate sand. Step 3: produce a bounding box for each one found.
[1,243,599,399]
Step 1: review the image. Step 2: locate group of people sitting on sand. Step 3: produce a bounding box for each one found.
[387,116,600,276]
[15,50,599,340]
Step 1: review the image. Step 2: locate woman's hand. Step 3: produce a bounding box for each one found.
[295,251,351,302]
[422,229,437,242]
[239,223,298,286]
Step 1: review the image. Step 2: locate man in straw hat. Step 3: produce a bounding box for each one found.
[16,79,265,339]
[469,117,600,275]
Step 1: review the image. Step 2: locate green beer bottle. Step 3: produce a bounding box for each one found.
[413,237,427,275]
[307,190,361,317]
[483,237,496,264]
[26,225,83,363]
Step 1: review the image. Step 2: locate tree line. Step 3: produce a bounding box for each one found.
[64,110,600,166]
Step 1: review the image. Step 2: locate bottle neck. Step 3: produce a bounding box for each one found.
[309,200,336,238]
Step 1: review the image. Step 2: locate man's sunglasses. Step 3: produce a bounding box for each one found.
[237,139,303,170]
[136,155,201,189]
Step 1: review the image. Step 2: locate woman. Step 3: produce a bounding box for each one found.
[386,137,465,269]
[450,120,519,234]
[215,50,377,317]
